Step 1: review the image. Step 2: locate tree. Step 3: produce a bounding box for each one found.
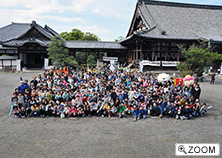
[87,54,96,65]
[177,41,222,77]
[60,29,84,41]
[60,29,100,41]
[75,52,86,65]
[47,36,78,67]
[82,32,100,41]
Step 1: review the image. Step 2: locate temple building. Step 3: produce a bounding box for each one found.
[120,0,222,69]
[0,0,222,69]
[0,21,58,68]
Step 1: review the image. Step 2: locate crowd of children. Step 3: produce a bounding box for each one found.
[10,66,207,121]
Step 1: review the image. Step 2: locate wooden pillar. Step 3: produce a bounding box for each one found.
[136,45,138,60]
[140,42,143,60]
[165,48,167,61]
[152,47,155,61]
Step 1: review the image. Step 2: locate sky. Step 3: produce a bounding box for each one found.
[0,0,222,41]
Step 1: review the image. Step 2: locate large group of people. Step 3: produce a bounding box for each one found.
[9,66,207,121]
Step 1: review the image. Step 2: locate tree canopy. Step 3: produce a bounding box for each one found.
[177,41,222,77]
[47,36,78,67]
[60,29,100,41]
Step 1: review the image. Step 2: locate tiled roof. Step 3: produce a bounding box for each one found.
[123,0,222,42]
[1,38,50,47]
[66,41,127,49]
[0,21,58,43]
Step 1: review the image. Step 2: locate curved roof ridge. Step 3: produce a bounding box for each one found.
[138,3,153,29]
[139,0,222,10]
[35,24,54,39]
[11,22,31,25]
[140,1,166,35]
[44,25,59,36]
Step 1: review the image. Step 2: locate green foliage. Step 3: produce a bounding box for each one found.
[75,52,86,64]
[82,32,100,41]
[60,28,101,67]
[1,54,8,57]
[60,29,84,40]
[47,36,78,67]
[87,54,96,65]
[177,41,222,77]
[60,29,100,41]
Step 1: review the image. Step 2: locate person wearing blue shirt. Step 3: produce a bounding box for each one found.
[160,99,167,115]
[19,75,30,89]
[131,105,138,122]
[18,81,28,95]
[126,78,131,89]
[138,106,147,119]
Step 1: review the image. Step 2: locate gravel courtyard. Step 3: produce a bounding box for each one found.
[0,71,221,158]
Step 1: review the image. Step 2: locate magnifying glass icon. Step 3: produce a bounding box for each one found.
[178,145,187,154]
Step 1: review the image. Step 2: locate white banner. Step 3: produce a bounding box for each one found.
[44,58,49,70]
[220,63,222,74]
[141,60,161,66]
[16,59,21,71]
[103,57,118,62]
[162,61,180,67]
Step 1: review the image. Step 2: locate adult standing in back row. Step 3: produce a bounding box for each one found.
[210,73,216,85]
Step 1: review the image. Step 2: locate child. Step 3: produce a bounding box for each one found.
[46,102,54,117]
[119,102,126,118]
[18,92,24,109]
[110,105,117,117]
[64,105,70,117]
[77,106,85,117]
[14,106,20,117]
[24,93,30,110]
[182,105,192,120]
[59,104,65,119]
[9,93,18,116]
[138,106,147,119]
[19,106,26,118]
[31,103,39,117]
[200,103,207,115]
[70,106,78,117]
[176,106,183,119]
[38,103,46,117]
[102,102,111,118]
[131,105,138,122]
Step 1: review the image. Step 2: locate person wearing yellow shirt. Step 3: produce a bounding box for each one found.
[180,97,186,106]
[102,102,111,118]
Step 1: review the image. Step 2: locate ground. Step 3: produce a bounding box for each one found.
[0,71,221,158]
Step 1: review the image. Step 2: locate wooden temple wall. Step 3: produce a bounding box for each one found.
[127,40,193,63]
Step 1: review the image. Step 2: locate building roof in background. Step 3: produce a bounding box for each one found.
[66,41,127,50]
[0,21,58,44]
[122,0,222,43]
[1,39,51,47]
